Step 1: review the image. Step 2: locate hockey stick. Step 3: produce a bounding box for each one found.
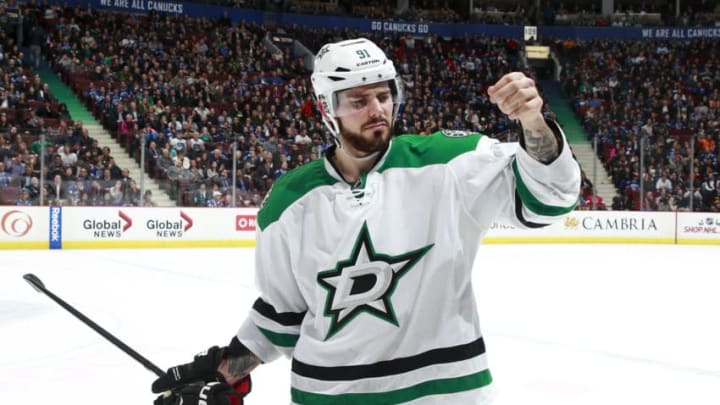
[23,273,166,377]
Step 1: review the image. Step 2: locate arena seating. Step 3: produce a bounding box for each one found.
[2,1,719,212]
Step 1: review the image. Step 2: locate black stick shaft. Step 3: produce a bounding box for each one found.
[23,273,165,377]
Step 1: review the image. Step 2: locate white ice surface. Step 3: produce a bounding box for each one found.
[1,244,718,404]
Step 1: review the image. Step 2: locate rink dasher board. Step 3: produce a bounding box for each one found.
[0,208,718,249]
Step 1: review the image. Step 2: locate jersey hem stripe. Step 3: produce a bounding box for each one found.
[290,369,492,405]
[292,337,485,380]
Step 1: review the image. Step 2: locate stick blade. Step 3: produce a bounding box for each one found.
[23,273,45,292]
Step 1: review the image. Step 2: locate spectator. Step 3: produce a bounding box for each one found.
[294,130,312,145]
[109,180,124,205]
[611,194,627,210]
[104,157,121,178]
[0,162,10,187]
[655,188,671,211]
[213,169,232,193]
[118,113,134,145]
[124,181,141,206]
[193,182,209,206]
[59,144,77,167]
[16,169,34,195]
[142,189,157,207]
[89,180,104,205]
[655,173,672,193]
[643,191,657,211]
[641,172,656,194]
[36,101,59,119]
[701,173,718,207]
[6,153,25,181]
[712,196,720,213]
[207,190,224,207]
[46,174,65,202]
[65,179,82,205]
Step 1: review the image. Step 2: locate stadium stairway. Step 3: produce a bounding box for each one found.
[37,62,173,206]
[539,80,617,204]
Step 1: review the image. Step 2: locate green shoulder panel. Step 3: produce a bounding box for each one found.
[257,159,338,230]
[258,132,483,230]
[378,132,483,173]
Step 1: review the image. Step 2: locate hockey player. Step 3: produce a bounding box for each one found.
[152,38,580,404]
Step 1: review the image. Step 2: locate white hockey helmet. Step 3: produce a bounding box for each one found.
[311,38,403,141]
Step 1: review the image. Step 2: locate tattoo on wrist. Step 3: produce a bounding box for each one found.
[226,353,261,378]
[523,127,559,163]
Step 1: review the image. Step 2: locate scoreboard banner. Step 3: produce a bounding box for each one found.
[58,0,720,40]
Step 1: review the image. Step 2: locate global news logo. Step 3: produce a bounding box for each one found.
[82,211,133,238]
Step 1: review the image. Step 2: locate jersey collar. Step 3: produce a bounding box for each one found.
[323,139,394,184]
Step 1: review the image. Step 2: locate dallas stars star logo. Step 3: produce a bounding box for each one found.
[317,222,433,340]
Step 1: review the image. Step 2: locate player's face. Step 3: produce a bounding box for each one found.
[335,82,394,157]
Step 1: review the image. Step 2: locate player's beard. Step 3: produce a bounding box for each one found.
[338,118,393,157]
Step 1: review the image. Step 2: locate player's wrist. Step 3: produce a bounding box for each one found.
[517,112,545,131]
[518,115,562,164]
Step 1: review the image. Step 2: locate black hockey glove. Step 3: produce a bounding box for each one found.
[152,346,226,393]
[153,379,251,405]
[152,344,251,405]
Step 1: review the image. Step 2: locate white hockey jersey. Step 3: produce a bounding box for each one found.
[237,124,581,404]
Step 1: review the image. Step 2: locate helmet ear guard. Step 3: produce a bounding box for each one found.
[316,96,340,139]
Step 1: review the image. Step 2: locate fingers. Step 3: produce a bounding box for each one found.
[487,72,529,100]
[488,73,542,121]
[508,94,543,121]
